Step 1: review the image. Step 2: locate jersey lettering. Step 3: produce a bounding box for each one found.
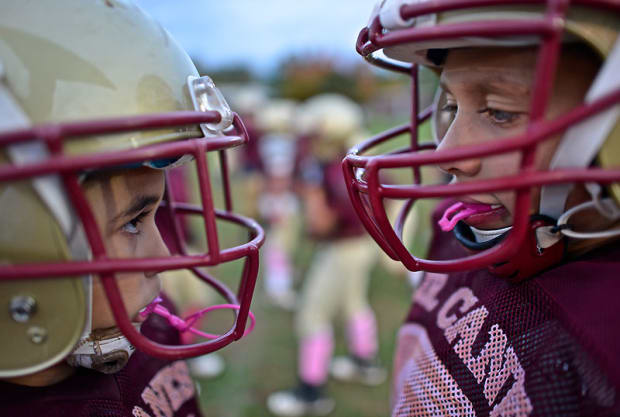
[396,277,533,416]
[414,272,448,312]
[489,347,532,417]
[437,287,479,330]
[133,406,153,417]
[140,361,196,417]
[392,324,475,416]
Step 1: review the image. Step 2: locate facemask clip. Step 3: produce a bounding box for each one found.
[187,75,234,137]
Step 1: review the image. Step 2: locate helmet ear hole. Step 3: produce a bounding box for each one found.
[0,279,87,378]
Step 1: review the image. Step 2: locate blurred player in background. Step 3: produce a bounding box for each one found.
[227,84,270,220]
[0,1,263,415]
[343,1,620,415]
[255,99,301,310]
[268,94,386,417]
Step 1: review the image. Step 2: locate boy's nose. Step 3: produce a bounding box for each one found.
[144,226,171,278]
[154,233,171,258]
[435,118,482,178]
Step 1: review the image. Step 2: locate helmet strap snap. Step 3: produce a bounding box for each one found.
[453,215,566,282]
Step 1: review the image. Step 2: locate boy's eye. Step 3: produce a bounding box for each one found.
[122,218,141,234]
[479,107,520,124]
[122,212,148,235]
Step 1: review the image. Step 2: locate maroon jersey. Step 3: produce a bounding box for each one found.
[323,159,366,239]
[391,201,620,416]
[298,155,365,240]
[1,296,203,417]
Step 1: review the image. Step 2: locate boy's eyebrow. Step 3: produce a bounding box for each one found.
[485,79,530,96]
[113,195,161,222]
[440,75,530,96]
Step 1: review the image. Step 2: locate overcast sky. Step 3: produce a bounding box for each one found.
[134,0,377,75]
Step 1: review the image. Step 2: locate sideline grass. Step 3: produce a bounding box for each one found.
[194,260,412,417]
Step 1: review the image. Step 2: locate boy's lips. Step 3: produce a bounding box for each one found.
[133,296,159,323]
[439,201,506,231]
[463,204,509,229]
[133,310,148,323]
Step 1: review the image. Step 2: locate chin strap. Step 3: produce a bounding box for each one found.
[65,298,257,374]
[66,324,140,374]
[487,216,566,282]
[452,215,566,282]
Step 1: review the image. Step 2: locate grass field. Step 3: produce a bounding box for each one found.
[193,250,413,417]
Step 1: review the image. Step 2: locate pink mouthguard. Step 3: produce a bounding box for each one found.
[438,202,495,232]
[139,296,256,340]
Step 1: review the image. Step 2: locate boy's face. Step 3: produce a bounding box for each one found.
[436,46,598,230]
[82,167,168,331]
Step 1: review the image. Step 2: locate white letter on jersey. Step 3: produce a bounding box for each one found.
[437,287,479,330]
[413,272,449,312]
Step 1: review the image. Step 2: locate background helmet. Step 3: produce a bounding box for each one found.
[255,98,299,135]
[255,99,299,177]
[343,0,620,278]
[297,93,365,162]
[0,0,263,377]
